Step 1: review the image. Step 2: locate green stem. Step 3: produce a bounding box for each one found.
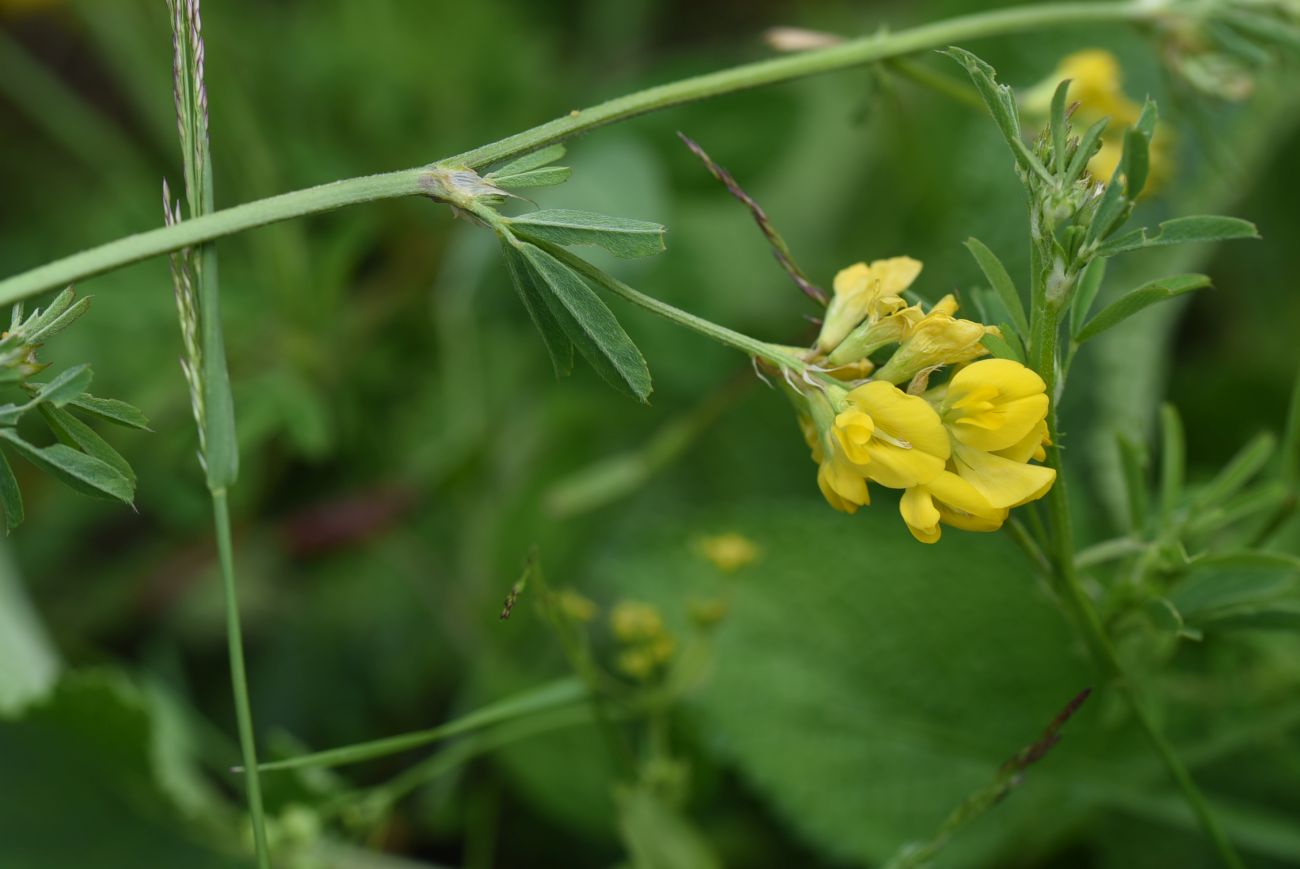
[1032,306,1244,869]
[211,488,271,869]
[0,1,1163,307]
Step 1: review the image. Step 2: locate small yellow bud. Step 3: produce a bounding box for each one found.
[610,601,664,642]
[696,533,760,572]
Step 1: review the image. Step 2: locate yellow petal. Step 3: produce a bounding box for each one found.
[900,485,942,543]
[946,359,1049,452]
[867,256,922,299]
[952,442,1056,509]
[994,419,1050,464]
[818,456,869,513]
[846,381,949,488]
[832,262,872,298]
[833,408,876,465]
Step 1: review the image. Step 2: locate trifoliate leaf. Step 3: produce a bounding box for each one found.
[944,47,1049,183]
[38,404,135,486]
[29,364,93,408]
[24,294,91,345]
[516,242,652,402]
[0,428,134,504]
[509,210,667,259]
[1074,274,1212,343]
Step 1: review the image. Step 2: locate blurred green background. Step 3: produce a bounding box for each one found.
[2,0,1299,867]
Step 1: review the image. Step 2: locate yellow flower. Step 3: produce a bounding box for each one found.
[816,257,922,353]
[899,470,1007,544]
[874,294,993,384]
[610,601,664,642]
[556,588,598,623]
[696,533,760,572]
[834,381,949,489]
[802,398,871,513]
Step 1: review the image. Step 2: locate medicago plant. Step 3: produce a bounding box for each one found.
[3,0,1300,866]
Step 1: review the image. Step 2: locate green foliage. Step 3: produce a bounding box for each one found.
[509,210,668,259]
[1075,274,1213,342]
[964,237,1028,338]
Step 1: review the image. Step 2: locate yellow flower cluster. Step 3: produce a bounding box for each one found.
[1022,49,1172,189]
[610,601,675,680]
[797,258,1055,543]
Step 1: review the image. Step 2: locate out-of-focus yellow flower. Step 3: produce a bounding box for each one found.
[556,588,597,623]
[696,533,759,572]
[688,598,729,626]
[1023,49,1173,189]
[610,601,664,642]
[874,295,994,384]
[816,257,922,353]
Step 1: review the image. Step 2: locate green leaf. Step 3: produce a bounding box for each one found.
[24,294,91,345]
[67,393,151,430]
[944,47,1049,183]
[1069,257,1106,340]
[1117,431,1150,534]
[1064,116,1109,183]
[1075,274,1212,343]
[518,242,653,402]
[509,209,667,259]
[0,428,134,504]
[30,364,93,407]
[491,166,573,190]
[980,331,1022,363]
[38,404,135,486]
[488,143,566,178]
[500,238,574,377]
[1192,432,1275,509]
[964,237,1028,337]
[0,449,24,533]
[1094,215,1260,257]
[1049,78,1070,175]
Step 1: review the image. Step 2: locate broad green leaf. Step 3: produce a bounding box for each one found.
[509,209,667,259]
[0,449,23,533]
[488,143,566,178]
[0,428,134,504]
[1075,274,1212,343]
[1069,257,1106,339]
[964,237,1028,337]
[492,166,573,189]
[1094,215,1260,257]
[500,238,574,377]
[38,404,135,485]
[518,242,653,402]
[30,364,93,407]
[67,393,151,430]
[601,501,1115,866]
[0,545,56,715]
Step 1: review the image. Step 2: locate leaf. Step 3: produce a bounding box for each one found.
[1122,101,1157,199]
[500,238,574,377]
[1191,432,1275,509]
[965,237,1028,337]
[1064,116,1109,183]
[67,393,151,430]
[488,143,566,178]
[0,449,24,533]
[1116,431,1150,534]
[1094,216,1260,257]
[1069,257,1106,340]
[0,545,57,716]
[1075,274,1212,343]
[24,294,91,345]
[1159,403,1185,522]
[980,331,1022,363]
[1049,79,1070,175]
[38,404,136,486]
[517,242,653,402]
[29,364,93,407]
[601,501,1112,865]
[509,209,667,259]
[0,428,134,504]
[944,47,1049,183]
[491,166,573,190]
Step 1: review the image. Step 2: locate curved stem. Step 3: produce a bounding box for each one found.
[0,1,1160,307]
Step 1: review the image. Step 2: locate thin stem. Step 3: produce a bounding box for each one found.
[1031,305,1244,869]
[211,488,271,869]
[0,1,1164,306]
